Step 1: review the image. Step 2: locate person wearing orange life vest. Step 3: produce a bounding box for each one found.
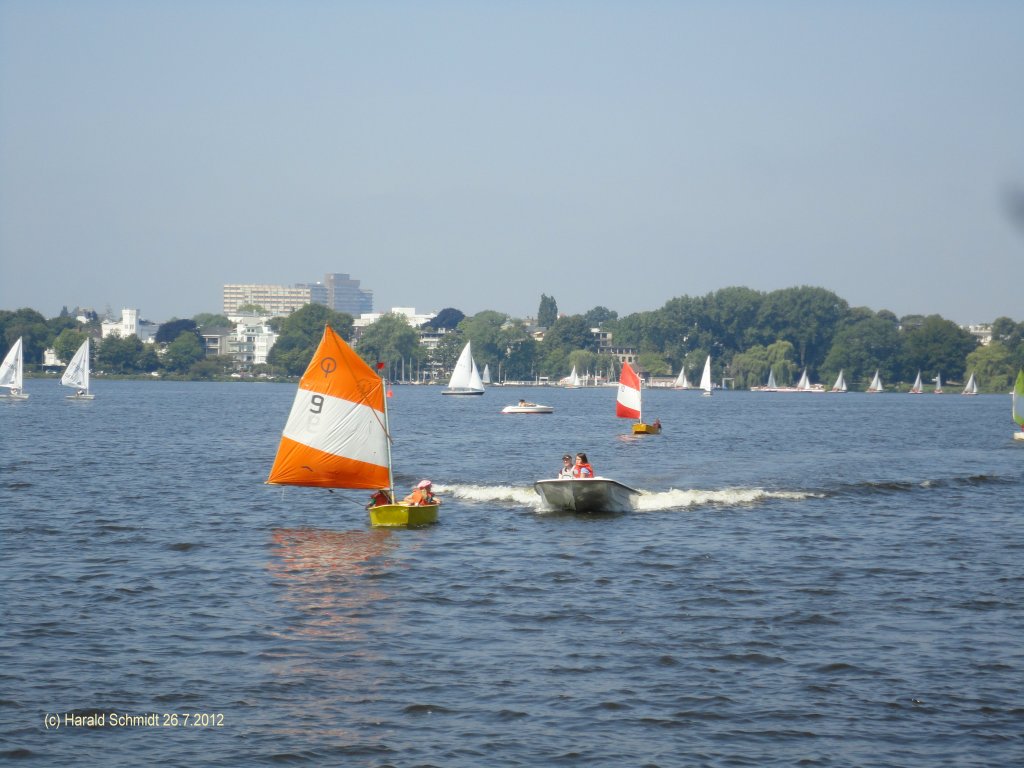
[403,479,440,506]
[571,453,594,479]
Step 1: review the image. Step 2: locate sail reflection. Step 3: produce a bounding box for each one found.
[268,527,397,642]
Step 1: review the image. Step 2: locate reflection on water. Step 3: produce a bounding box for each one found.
[268,528,398,642]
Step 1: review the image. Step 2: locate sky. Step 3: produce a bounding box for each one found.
[1,0,1022,326]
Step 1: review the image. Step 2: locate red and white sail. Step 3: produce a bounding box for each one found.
[267,325,390,490]
[616,362,642,420]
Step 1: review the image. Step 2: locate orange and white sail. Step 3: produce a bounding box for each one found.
[267,325,390,490]
[616,362,642,420]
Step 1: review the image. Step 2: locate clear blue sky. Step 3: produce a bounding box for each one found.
[2,1,1022,325]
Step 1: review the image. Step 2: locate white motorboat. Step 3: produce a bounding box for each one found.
[501,402,553,414]
[533,478,640,513]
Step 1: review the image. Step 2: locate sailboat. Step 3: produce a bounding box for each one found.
[562,366,581,389]
[961,372,978,396]
[909,371,923,394]
[794,368,823,392]
[672,366,690,389]
[267,325,439,527]
[0,337,29,400]
[1013,370,1024,441]
[752,368,776,392]
[866,370,884,393]
[442,342,484,395]
[933,373,943,394]
[617,362,660,434]
[831,370,847,393]
[61,338,95,400]
[699,355,712,396]
[482,364,492,385]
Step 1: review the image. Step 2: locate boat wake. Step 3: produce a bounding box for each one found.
[437,482,819,512]
[634,487,819,511]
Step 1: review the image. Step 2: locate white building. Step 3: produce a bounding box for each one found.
[212,313,279,367]
[226,315,278,370]
[352,307,437,330]
[101,308,159,343]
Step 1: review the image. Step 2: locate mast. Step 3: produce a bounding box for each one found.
[381,364,395,499]
[638,373,643,423]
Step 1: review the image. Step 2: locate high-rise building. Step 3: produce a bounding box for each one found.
[324,273,373,315]
[223,274,373,316]
[222,284,313,316]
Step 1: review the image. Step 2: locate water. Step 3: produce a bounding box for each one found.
[1,381,1022,767]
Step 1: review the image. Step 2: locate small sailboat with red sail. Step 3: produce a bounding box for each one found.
[617,362,660,434]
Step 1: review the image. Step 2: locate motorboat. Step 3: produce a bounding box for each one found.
[533,478,640,513]
[501,402,553,414]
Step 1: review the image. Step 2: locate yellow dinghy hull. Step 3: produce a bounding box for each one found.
[632,422,661,435]
[368,503,439,527]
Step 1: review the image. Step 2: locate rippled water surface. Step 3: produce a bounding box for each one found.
[2,381,1022,766]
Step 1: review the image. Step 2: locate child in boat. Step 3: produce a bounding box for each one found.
[403,480,439,506]
[367,489,392,509]
[572,453,594,478]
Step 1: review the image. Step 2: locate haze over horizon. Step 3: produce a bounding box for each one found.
[2,1,1022,326]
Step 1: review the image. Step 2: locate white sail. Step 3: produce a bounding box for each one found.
[61,338,94,398]
[832,370,847,392]
[0,337,27,398]
[673,367,689,389]
[867,370,883,393]
[934,373,943,394]
[443,342,484,394]
[563,366,581,388]
[909,371,923,394]
[962,372,978,395]
[796,369,811,390]
[482,364,491,385]
[766,369,777,389]
[700,355,712,396]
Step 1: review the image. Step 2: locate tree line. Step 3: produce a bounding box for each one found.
[3,287,1023,391]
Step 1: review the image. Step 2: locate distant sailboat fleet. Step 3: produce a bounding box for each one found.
[1,336,96,401]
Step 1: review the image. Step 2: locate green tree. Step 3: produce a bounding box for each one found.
[190,355,235,379]
[583,306,617,327]
[900,315,978,383]
[989,317,1024,372]
[458,311,510,375]
[703,286,765,353]
[162,332,205,373]
[156,319,199,344]
[822,310,902,388]
[96,335,147,374]
[431,332,468,380]
[53,329,89,365]
[754,286,849,370]
[964,342,1013,393]
[542,315,596,353]
[423,308,465,330]
[637,351,669,376]
[194,313,233,330]
[267,304,354,376]
[356,313,424,380]
[729,345,771,389]
[537,294,558,327]
[0,308,50,365]
[538,315,597,376]
[500,330,537,382]
[237,303,268,314]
